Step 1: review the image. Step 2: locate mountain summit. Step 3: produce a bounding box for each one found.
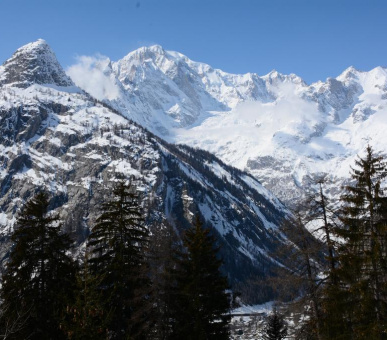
[75,45,387,205]
[0,41,293,302]
[0,39,74,88]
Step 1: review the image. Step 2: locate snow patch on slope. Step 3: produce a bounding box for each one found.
[64,44,387,204]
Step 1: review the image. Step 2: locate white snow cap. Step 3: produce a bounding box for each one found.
[0,39,74,88]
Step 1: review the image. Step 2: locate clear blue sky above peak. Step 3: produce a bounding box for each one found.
[1,0,386,84]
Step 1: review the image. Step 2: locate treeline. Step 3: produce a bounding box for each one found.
[2,144,387,339]
[0,182,231,340]
[277,145,387,339]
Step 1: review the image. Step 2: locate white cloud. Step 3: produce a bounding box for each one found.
[66,55,121,101]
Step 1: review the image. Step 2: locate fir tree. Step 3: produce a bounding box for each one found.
[147,221,180,340]
[61,252,110,340]
[322,145,387,339]
[262,307,288,340]
[0,192,76,340]
[87,181,149,339]
[171,215,231,340]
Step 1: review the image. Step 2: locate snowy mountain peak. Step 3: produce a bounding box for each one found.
[262,69,306,87]
[368,66,387,80]
[146,44,166,54]
[60,42,387,207]
[17,39,49,52]
[266,69,281,78]
[0,39,74,88]
[343,65,358,74]
[0,41,294,300]
[336,66,360,82]
[121,44,167,64]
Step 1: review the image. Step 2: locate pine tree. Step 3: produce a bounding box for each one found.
[262,307,288,340]
[147,221,180,340]
[171,215,231,340]
[87,181,149,339]
[321,145,387,339]
[61,252,110,340]
[0,192,76,340]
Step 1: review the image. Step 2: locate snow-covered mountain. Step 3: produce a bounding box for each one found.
[0,40,295,302]
[0,39,74,89]
[70,45,387,204]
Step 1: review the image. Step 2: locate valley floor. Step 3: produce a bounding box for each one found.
[230,302,305,339]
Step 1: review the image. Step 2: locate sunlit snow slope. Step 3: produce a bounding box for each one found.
[69,45,387,204]
[0,40,295,302]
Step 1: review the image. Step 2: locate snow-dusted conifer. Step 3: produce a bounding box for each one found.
[262,307,288,340]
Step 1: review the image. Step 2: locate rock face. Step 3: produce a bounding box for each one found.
[0,39,74,88]
[71,45,387,205]
[0,41,293,303]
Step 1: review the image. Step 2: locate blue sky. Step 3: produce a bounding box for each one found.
[1,0,386,84]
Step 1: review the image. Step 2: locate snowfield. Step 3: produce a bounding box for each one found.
[67,44,387,204]
[0,40,296,300]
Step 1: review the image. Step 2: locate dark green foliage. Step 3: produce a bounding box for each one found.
[263,307,288,340]
[171,216,231,340]
[147,221,181,340]
[87,181,150,339]
[0,192,76,340]
[321,146,387,339]
[61,252,110,340]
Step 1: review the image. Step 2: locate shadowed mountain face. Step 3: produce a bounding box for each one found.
[70,45,387,205]
[0,41,294,303]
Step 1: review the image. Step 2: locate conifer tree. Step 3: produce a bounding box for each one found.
[322,145,387,339]
[147,221,180,340]
[171,215,231,340]
[61,252,110,340]
[262,307,288,340]
[0,192,76,340]
[87,181,149,339]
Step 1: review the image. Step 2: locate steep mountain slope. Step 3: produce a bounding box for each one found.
[0,40,293,302]
[0,39,74,89]
[71,45,387,204]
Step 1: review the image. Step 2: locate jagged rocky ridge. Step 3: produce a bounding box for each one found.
[0,40,293,302]
[0,39,73,89]
[72,44,387,205]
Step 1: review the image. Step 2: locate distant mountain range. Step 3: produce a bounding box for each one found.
[0,40,295,302]
[66,43,387,204]
[2,39,385,301]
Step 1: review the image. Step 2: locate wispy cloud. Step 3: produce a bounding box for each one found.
[66,55,121,101]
